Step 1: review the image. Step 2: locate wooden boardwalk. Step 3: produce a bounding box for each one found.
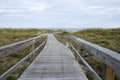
[18,34,88,80]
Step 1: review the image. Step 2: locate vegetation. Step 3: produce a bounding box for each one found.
[0,28,52,46]
[73,28,120,53]
[60,28,120,53]
[57,28,120,80]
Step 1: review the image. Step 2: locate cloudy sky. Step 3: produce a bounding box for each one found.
[0,0,120,28]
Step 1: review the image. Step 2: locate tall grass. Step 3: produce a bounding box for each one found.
[73,28,120,53]
[60,28,120,53]
[0,28,52,46]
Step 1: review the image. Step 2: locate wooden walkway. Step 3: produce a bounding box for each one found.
[18,34,88,80]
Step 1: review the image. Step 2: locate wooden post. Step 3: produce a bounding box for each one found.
[103,65,115,80]
[66,42,69,48]
[76,45,81,61]
[77,45,81,53]
[32,39,35,50]
[32,39,35,60]
[70,44,73,52]
[69,43,76,58]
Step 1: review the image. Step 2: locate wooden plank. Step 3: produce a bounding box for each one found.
[69,36,120,75]
[18,34,88,80]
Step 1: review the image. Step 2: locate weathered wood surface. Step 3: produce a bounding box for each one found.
[69,36,120,74]
[18,34,88,80]
[0,35,46,58]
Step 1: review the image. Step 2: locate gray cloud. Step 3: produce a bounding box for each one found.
[0,0,120,28]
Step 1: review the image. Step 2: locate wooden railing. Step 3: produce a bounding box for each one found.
[68,42,102,80]
[56,34,120,80]
[0,34,47,80]
[0,34,46,58]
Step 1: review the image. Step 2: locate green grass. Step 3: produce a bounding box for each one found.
[73,28,120,53]
[6,76,16,80]
[60,28,120,53]
[0,28,52,46]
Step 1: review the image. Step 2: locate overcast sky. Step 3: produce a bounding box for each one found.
[0,0,120,28]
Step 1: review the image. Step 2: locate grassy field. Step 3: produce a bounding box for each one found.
[73,28,120,53]
[0,28,52,47]
[61,28,120,53]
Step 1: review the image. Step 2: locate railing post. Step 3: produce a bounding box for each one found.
[77,45,81,54]
[68,43,76,58]
[32,40,35,50]
[103,65,115,80]
[66,42,69,48]
[76,45,81,62]
[32,39,35,60]
[70,44,73,52]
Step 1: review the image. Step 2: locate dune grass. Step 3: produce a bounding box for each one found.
[73,28,120,53]
[0,28,52,47]
[60,28,120,53]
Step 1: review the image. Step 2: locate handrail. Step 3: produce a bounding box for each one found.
[68,42,102,80]
[0,41,46,80]
[0,34,47,58]
[69,36,120,74]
